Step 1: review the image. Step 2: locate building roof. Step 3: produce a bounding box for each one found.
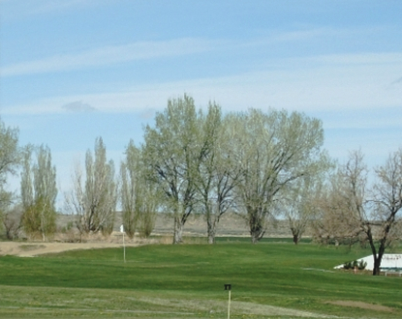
[334,254,402,271]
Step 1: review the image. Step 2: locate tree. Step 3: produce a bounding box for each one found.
[370,149,402,275]
[0,118,20,192]
[282,177,319,245]
[313,150,402,275]
[311,160,365,246]
[195,104,242,243]
[1,203,22,240]
[120,141,140,239]
[0,118,20,234]
[282,155,332,245]
[229,109,325,243]
[120,140,159,239]
[143,94,204,244]
[21,145,57,240]
[66,137,117,235]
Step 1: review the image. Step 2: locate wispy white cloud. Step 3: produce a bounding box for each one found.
[1,25,386,78]
[2,52,401,116]
[244,25,387,49]
[1,0,111,20]
[302,52,402,66]
[62,101,97,113]
[1,38,215,77]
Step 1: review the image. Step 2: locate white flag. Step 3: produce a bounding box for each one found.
[120,225,124,233]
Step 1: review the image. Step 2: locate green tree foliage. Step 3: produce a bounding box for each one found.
[0,118,20,189]
[66,137,117,235]
[120,140,159,239]
[143,94,204,243]
[195,103,241,243]
[281,153,332,244]
[228,109,325,243]
[282,175,323,244]
[0,118,20,236]
[21,145,57,240]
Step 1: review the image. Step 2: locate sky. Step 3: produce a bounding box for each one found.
[1,0,402,209]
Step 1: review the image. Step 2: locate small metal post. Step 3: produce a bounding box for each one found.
[123,232,126,263]
[224,284,231,319]
[120,225,126,263]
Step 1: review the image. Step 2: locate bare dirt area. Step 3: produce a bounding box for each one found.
[0,235,153,257]
[326,300,394,313]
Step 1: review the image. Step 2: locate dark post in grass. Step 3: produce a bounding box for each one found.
[224,284,231,319]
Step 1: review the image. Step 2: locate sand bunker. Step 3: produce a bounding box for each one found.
[0,238,151,257]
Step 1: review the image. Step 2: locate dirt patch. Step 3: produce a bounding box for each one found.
[326,300,394,313]
[0,236,154,257]
[18,244,46,251]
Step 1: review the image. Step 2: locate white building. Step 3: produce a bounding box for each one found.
[335,254,402,271]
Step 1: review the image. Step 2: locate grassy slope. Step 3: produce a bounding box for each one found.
[0,240,401,319]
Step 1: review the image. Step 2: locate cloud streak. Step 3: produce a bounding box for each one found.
[1,0,111,20]
[2,52,401,117]
[2,25,384,78]
[1,38,215,77]
[62,101,97,113]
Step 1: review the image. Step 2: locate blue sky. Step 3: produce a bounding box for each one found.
[1,0,402,208]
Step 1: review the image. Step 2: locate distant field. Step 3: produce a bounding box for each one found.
[1,240,401,319]
[56,212,305,239]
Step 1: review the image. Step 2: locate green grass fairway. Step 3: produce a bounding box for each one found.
[1,240,401,318]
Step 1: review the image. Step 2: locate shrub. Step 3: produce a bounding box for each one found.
[343,259,367,270]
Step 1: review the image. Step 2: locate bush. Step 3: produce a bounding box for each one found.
[357,259,367,270]
[343,259,367,270]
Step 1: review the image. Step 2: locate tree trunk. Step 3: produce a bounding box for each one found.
[208,231,215,244]
[173,217,183,244]
[373,256,382,276]
[366,228,383,276]
[207,215,217,244]
[250,228,265,244]
[249,208,265,243]
[293,233,299,245]
[291,227,299,245]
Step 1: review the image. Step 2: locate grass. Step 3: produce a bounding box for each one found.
[1,239,402,318]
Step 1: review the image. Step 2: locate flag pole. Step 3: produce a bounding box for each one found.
[120,225,126,263]
[224,284,231,319]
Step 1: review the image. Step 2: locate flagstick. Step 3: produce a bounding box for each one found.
[123,231,126,263]
[120,224,126,263]
[227,289,231,319]
[224,284,231,319]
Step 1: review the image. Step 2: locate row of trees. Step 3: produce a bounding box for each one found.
[142,95,329,244]
[0,117,58,240]
[1,95,402,275]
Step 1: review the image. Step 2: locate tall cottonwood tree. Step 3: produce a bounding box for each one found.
[0,118,20,232]
[282,156,332,244]
[282,177,320,244]
[0,119,20,192]
[195,105,242,243]
[230,109,325,243]
[120,141,140,239]
[21,145,57,240]
[143,94,204,244]
[66,137,117,235]
[120,140,159,239]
